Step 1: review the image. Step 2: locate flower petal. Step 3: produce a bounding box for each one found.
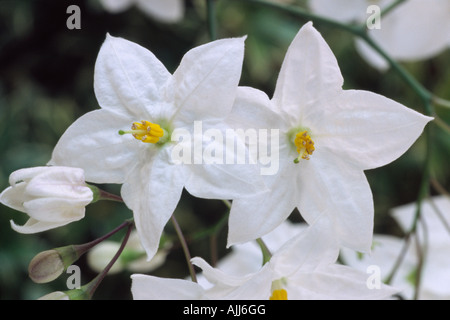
[269,215,340,277]
[99,0,133,13]
[0,184,27,213]
[297,150,374,252]
[171,37,245,124]
[10,217,79,234]
[356,0,450,69]
[289,263,399,299]
[226,159,298,247]
[94,33,171,119]
[136,0,184,23]
[49,109,142,184]
[131,274,205,300]
[315,90,432,170]
[121,147,186,260]
[272,22,343,120]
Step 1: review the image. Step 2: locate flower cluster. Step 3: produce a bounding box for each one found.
[1,18,435,300]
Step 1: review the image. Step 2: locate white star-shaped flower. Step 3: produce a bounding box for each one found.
[49,34,263,260]
[225,22,433,252]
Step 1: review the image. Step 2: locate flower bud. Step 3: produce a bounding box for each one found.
[0,166,93,234]
[28,250,65,284]
[28,245,80,283]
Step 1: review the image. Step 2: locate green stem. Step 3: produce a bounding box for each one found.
[256,238,272,265]
[171,215,197,283]
[207,0,217,41]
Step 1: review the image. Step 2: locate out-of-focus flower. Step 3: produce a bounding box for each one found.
[99,0,184,23]
[0,166,93,233]
[87,231,171,274]
[309,0,450,70]
[131,217,399,300]
[225,21,432,253]
[341,196,450,300]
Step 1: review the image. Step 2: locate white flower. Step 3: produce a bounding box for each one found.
[49,34,262,260]
[131,216,399,300]
[99,0,184,23]
[341,196,450,299]
[0,166,93,234]
[226,22,433,252]
[309,0,450,70]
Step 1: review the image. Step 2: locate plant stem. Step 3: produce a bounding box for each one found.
[171,215,197,283]
[85,221,134,298]
[207,0,217,41]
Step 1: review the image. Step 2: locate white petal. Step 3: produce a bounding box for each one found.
[171,37,245,124]
[226,160,298,246]
[297,150,374,252]
[94,34,171,119]
[136,0,184,23]
[289,264,399,299]
[25,168,92,201]
[23,198,86,223]
[367,0,450,63]
[269,216,340,277]
[272,22,343,120]
[316,90,432,170]
[308,0,369,22]
[227,86,285,129]
[131,274,205,300]
[99,0,133,13]
[0,184,27,213]
[49,109,142,184]
[10,218,78,234]
[192,257,273,300]
[121,147,186,260]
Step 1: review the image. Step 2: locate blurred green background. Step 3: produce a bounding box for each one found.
[0,0,449,300]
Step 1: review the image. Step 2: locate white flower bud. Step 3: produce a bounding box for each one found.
[0,166,93,233]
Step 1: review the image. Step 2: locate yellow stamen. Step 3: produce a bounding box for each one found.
[293,130,315,163]
[119,120,164,144]
[270,289,288,300]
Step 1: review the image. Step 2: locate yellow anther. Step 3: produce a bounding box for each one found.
[293,130,315,163]
[119,120,164,144]
[270,289,288,300]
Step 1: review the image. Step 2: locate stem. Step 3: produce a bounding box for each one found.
[206,0,217,41]
[98,189,124,202]
[171,215,197,283]
[73,219,134,257]
[85,222,134,298]
[256,238,272,265]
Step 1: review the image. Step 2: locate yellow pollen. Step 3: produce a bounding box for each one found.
[119,120,164,144]
[270,289,288,300]
[293,130,315,163]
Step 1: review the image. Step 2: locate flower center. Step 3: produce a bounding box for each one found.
[269,279,288,300]
[293,130,315,163]
[119,120,166,144]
